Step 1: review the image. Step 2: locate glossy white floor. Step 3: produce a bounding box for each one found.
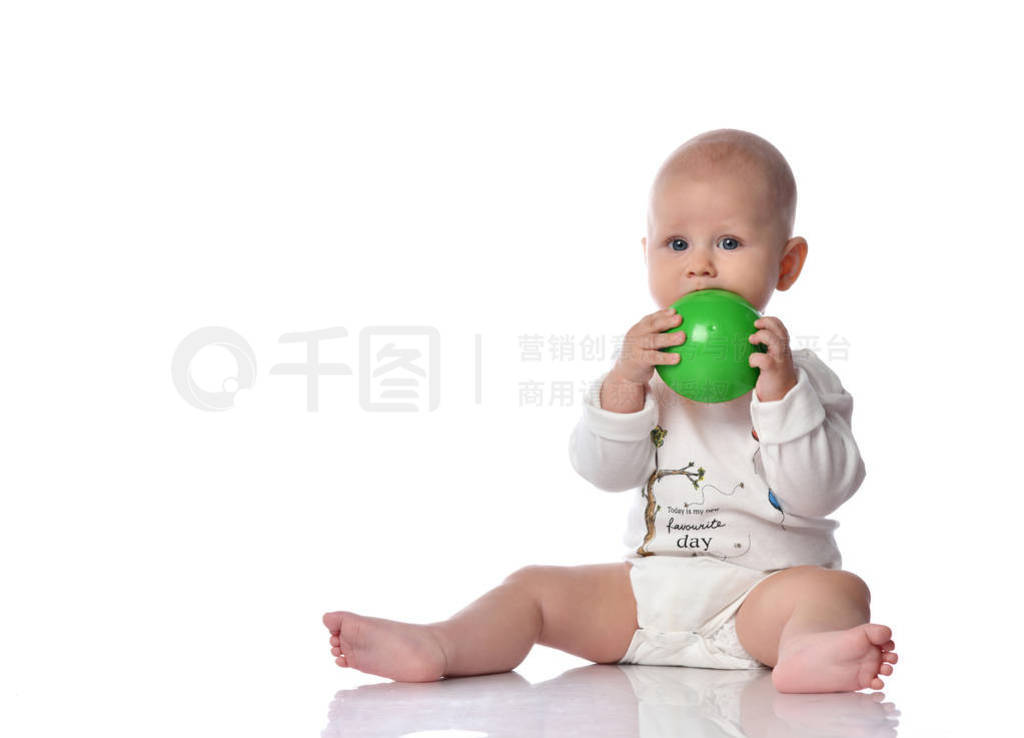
[322,649,903,738]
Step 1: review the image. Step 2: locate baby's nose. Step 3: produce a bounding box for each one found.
[685,248,715,277]
[687,261,715,278]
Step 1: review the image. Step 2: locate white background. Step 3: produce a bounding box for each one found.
[1,1,1020,735]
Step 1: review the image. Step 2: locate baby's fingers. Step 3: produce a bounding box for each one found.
[653,330,686,348]
[659,310,682,330]
[749,328,783,355]
[641,308,682,332]
[647,348,681,364]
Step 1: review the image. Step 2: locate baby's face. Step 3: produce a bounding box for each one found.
[643,167,801,314]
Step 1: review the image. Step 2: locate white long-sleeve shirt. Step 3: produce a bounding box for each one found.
[568,348,866,573]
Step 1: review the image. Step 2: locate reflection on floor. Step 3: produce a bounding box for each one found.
[322,664,900,737]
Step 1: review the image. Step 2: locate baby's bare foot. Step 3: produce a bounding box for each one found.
[322,610,449,683]
[771,623,898,694]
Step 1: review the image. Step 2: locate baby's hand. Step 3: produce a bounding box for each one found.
[748,316,799,402]
[611,306,687,386]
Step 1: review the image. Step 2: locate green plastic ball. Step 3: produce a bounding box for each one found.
[655,288,768,403]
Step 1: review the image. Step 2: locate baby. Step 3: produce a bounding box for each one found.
[324,129,898,694]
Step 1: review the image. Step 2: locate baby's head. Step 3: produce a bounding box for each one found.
[642,129,808,314]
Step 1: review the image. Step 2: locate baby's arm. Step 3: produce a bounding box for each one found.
[568,369,658,492]
[749,348,866,518]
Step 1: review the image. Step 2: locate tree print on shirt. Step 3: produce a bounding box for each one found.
[636,424,704,556]
[636,424,763,560]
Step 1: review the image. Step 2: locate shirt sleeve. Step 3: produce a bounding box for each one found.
[748,348,866,518]
[568,369,658,492]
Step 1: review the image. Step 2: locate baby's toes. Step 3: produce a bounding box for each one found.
[882,651,898,664]
[330,635,340,647]
[880,663,893,676]
[331,646,342,657]
[864,624,892,646]
[881,640,895,651]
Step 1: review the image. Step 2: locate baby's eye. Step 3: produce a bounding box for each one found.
[668,238,688,251]
[719,237,741,251]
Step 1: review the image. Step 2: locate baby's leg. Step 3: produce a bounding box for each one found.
[323,562,638,682]
[733,565,899,693]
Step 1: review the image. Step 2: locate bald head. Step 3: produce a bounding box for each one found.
[647,129,797,246]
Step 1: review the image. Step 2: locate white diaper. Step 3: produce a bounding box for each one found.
[618,554,786,670]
